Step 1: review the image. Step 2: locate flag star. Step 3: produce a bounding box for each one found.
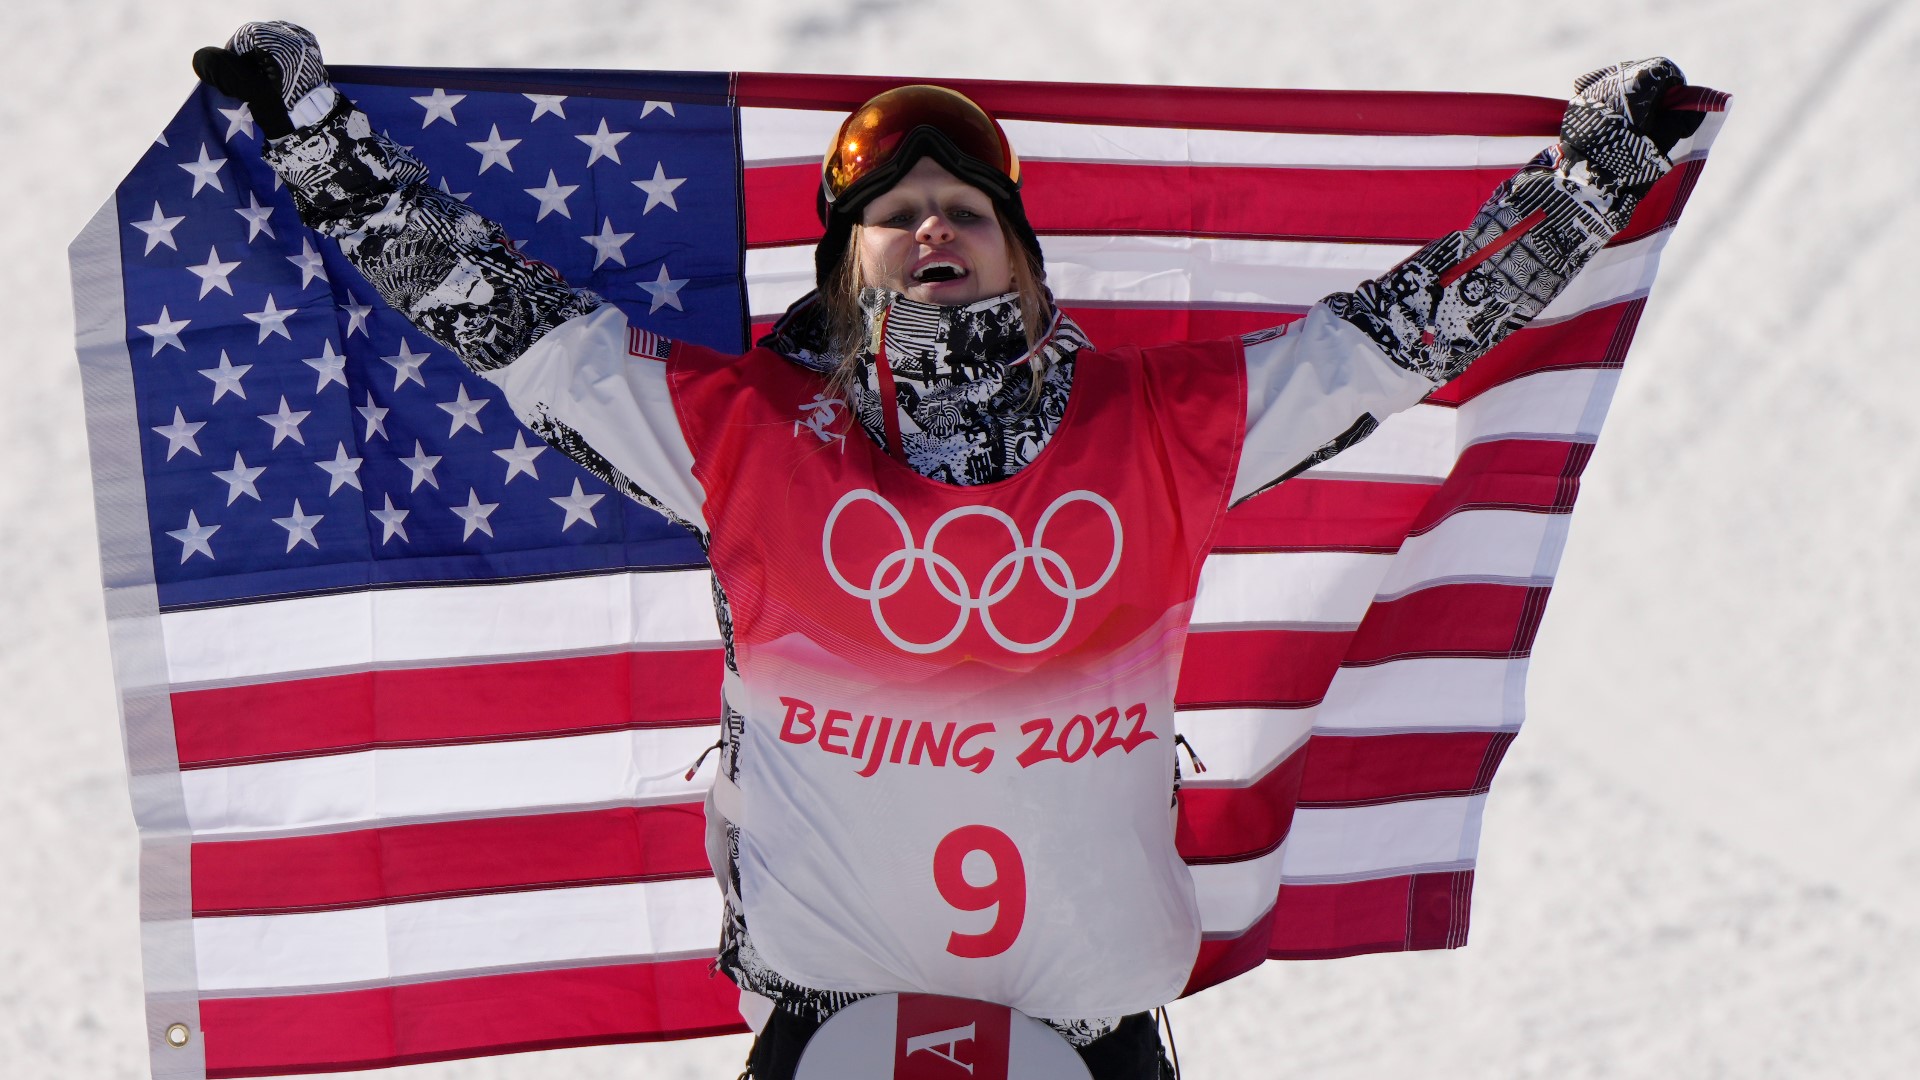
[551,478,605,531]
[640,100,675,119]
[288,237,328,288]
[234,191,277,241]
[155,131,170,147]
[582,217,634,270]
[450,488,500,540]
[524,170,579,221]
[633,162,687,213]
[198,350,252,403]
[642,263,689,313]
[258,396,311,448]
[400,440,442,491]
[186,244,241,298]
[273,499,324,552]
[244,294,296,342]
[316,442,365,494]
[382,339,431,389]
[342,295,373,338]
[436,383,489,435]
[211,452,265,505]
[166,510,219,563]
[137,306,190,356]
[437,176,471,202]
[494,430,546,482]
[357,392,390,441]
[219,103,256,141]
[576,118,630,166]
[525,94,567,121]
[411,87,465,127]
[467,124,521,173]
[179,143,227,196]
[370,492,411,544]
[302,339,348,392]
[150,407,206,460]
[129,202,185,254]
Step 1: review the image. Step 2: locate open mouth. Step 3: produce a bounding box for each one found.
[912,262,966,284]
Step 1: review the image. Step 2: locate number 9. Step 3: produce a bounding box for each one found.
[933,825,1027,958]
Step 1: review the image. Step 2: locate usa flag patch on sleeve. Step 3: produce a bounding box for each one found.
[628,325,674,361]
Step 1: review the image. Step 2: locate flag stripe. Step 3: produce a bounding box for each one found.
[1185,868,1478,992]
[192,805,713,917]
[1346,582,1549,666]
[732,73,1568,137]
[198,957,747,1079]
[179,726,721,838]
[192,880,721,992]
[742,158,1704,250]
[745,161,1539,248]
[1294,731,1515,807]
[1267,869,1474,958]
[743,228,1668,320]
[1181,579,1541,707]
[1280,795,1485,882]
[1315,657,1527,734]
[171,648,726,770]
[160,570,722,685]
[1215,438,1596,556]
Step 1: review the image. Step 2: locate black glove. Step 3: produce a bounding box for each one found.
[1559,57,1704,197]
[192,21,332,140]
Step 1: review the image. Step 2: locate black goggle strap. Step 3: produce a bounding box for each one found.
[822,125,1020,213]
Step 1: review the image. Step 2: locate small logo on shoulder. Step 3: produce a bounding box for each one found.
[795,392,848,445]
[627,325,673,361]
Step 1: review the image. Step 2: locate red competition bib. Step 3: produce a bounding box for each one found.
[670,340,1245,1018]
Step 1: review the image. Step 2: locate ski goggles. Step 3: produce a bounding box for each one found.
[819,85,1021,211]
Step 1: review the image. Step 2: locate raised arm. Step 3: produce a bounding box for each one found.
[194,22,708,531]
[1233,58,1699,504]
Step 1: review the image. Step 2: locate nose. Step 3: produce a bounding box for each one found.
[915,213,955,245]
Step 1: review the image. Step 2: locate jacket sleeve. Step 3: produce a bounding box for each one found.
[261,96,709,531]
[1232,144,1644,505]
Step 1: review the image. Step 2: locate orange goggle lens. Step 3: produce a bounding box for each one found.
[821,85,1020,205]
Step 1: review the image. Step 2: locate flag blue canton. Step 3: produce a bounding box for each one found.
[118,70,742,609]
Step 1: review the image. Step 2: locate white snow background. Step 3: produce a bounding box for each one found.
[4,1,1916,1077]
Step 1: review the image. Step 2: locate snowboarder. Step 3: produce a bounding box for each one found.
[194,24,1697,1078]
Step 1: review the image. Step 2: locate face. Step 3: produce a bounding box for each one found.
[855,157,1016,306]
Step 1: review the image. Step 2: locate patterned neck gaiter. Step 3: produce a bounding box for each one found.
[762,288,1090,487]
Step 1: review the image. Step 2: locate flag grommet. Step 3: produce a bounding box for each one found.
[165,1023,191,1048]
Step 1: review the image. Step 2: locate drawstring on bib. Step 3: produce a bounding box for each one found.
[870,306,907,462]
[1173,734,1207,775]
[684,738,723,782]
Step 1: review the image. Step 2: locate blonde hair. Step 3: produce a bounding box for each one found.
[822,216,1053,408]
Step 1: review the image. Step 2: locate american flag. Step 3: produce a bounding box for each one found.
[72,67,1727,1079]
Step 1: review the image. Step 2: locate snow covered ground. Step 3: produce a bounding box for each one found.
[4,1,1916,1076]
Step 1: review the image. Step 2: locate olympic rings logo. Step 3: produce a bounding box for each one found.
[821,488,1123,655]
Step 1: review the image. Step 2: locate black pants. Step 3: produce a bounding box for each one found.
[744,1008,1172,1079]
